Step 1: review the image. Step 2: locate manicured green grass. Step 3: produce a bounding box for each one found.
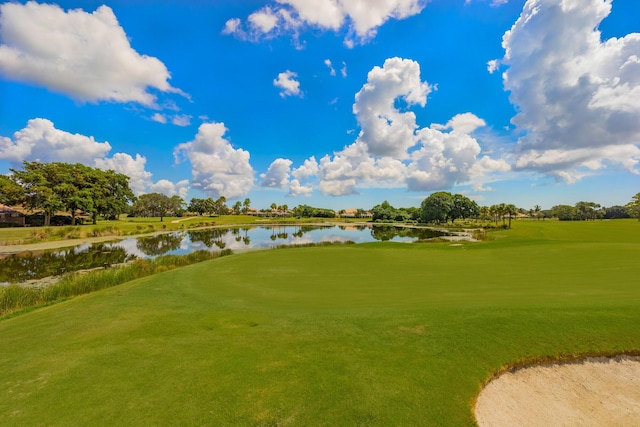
[1,220,639,425]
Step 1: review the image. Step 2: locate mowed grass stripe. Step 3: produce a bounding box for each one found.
[1,220,639,425]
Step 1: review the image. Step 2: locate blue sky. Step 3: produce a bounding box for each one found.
[1,0,638,211]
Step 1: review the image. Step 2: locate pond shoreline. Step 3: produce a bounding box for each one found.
[0,221,476,254]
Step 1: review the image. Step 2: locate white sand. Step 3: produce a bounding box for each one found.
[475,355,640,427]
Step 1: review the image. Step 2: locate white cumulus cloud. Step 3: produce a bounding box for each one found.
[174,122,254,199]
[501,0,640,180]
[325,59,336,76]
[94,152,153,196]
[354,57,432,158]
[292,156,319,181]
[0,118,111,165]
[222,0,426,46]
[0,2,185,106]
[311,58,506,196]
[149,179,190,199]
[288,179,314,197]
[274,70,303,97]
[0,118,192,197]
[261,158,293,188]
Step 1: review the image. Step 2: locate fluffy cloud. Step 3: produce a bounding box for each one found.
[501,0,640,180]
[354,57,432,158]
[223,0,426,46]
[174,122,254,199]
[0,119,190,197]
[0,2,183,106]
[151,113,192,127]
[93,153,190,198]
[311,58,505,196]
[149,179,190,199]
[171,115,192,127]
[288,179,314,197]
[432,112,487,135]
[151,113,168,124]
[487,59,500,74]
[325,59,336,76]
[261,158,293,188]
[248,6,280,33]
[466,0,509,6]
[273,70,302,97]
[407,124,491,191]
[0,118,111,165]
[94,152,152,196]
[292,156,319,181]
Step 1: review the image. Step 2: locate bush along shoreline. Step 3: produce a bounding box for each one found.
[0,249,232,319]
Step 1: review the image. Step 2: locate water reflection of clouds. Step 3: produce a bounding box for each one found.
[107,237,147,258]
[4,226,450,284]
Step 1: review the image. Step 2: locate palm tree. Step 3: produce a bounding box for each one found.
[534,204,541,220]
[242,198,251,214]
[506,204,518,228]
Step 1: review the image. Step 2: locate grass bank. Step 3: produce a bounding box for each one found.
[0,215,369,246]
[0,249,232,318]
[0,220,638,425]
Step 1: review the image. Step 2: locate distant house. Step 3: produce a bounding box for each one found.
[339,209,373,219]
[0,204,26,226]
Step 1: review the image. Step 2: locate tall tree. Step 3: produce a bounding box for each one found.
[0,175,23,206]
[203,198,216,215]
[451,194,479,222]
[232,201,242,214]
[188,198,207,216]
[551,205,576,221]
[170,195,185,216]
[505,203,518,228]
[626,193,640,221]
[575,201,601,220]
[242,198,251,214]
[420,192,453,224]
[214,196,227,215]
[533,204,542,220]
[9,161,133,225]
[10,162,64,226]
[134,193,174,222]
[92,169,135,222]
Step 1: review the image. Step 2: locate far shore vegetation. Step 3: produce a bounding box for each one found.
[2,161,639,248]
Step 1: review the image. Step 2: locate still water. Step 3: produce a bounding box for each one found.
[0,225,455,284]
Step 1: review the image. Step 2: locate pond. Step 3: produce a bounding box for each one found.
[0,224,466,284]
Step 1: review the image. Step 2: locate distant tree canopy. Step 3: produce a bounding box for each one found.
[0,175,23,206]
[603,205,631,219]
[6,161,134,225]
[132,193,184,222]
[627,193,640,220]
[292,204,336,218]
[551,201,605,221]
[186,196,229,216]
[371,201,420,222]
[420,192,479,224]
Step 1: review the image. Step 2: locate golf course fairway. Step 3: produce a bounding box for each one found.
[1,220,639,425]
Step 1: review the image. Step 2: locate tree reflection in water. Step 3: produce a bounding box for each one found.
[0,244,134,283]
[370,225,448,241]
[188,228,232,249]
[0,225,455,284]
[136,233,184,256]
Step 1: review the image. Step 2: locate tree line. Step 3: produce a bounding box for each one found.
[2,161,638,226]
[1,161,134,226]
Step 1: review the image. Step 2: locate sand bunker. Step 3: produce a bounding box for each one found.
[475,355,640,427]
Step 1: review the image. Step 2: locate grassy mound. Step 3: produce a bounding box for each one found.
[1,220,639,425]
